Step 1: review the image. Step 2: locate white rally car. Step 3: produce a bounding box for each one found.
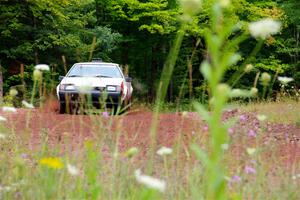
[56,60,133,114]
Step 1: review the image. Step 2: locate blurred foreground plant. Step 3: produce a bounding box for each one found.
[149,0,281,199]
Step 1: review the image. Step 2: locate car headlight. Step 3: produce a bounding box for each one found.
[60,84,76,91]
[106,86,117,92]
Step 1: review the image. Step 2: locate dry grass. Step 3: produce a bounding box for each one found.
[242,100,300,124]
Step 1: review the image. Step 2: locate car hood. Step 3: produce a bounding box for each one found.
[60,77,123,87]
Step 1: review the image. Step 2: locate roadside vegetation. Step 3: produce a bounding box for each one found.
[0,0,299,199]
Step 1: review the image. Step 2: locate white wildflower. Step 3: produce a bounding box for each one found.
[278,76,294,85]
[113,151,119,159]
[67,164,79,176]
[0,186,12,192]
[257,114,267,121]
[249,18,281,39]
[157,147,173,156]
[2,106,17,113]
[182,111,188,117]
[22,100,34,109]
[134,169,166,192]
[221,143,229,150]
[35,64,50,71]
[292,174,300,180]
[246,148,256,155]
[0,116,7,122]
[0,133,6,139]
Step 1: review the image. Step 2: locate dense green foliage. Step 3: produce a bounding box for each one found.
[0,0,299,102]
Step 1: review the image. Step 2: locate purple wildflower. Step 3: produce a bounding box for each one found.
[231,175,242,183]
[245,166,256,174]
[203,125,209,132]
[239,114,247,122]
[21,153,28,159]
[248,130,256,137]
[228,128,234,135]
[285,133,289,140]
[102,111,109,118]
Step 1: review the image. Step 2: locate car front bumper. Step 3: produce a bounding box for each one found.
[58,91,121,106]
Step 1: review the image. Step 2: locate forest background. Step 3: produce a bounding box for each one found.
[0,0,299,104]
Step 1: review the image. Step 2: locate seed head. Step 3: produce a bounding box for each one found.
[125,147,139,158]
[244,64,254,73]
[9,89,18,97]
[261,72,271,86]
[33,69,42,81]
[250,87,258,96]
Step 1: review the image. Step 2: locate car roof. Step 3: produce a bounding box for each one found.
[74,62,119,66]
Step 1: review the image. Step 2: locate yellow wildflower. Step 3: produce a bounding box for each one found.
[39,157,64,169]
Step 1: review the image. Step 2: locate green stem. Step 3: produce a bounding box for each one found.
[229,39,264,87]
[31,80,37,104]
[148,25,186,172]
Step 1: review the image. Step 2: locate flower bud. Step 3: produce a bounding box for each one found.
[261,72,271,86]
[244,64,254,73]
[217,83,230,97]
[125,147,139,158]
[179,0,202,16]
[250,87,258,96]
[33,69,42,81]
[220,0,231,8]
[9,89,18,97]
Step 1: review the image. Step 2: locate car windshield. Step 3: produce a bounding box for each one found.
[67,64,122,78]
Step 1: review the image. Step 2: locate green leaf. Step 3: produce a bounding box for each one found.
[190,143,210,167]
[200,61,212,81]
[193,101,210,122]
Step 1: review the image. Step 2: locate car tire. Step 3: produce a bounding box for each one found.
[112,104,120,115]
[59,102,66,114]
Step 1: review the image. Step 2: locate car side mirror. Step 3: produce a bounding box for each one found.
[125,76,132,82]
[59,76,64,81]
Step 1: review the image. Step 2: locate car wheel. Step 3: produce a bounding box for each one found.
[112,104,120,115]
[70,100,80,115]
[59,102,66,114]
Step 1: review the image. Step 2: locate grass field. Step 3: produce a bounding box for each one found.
[0,100,299,199]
